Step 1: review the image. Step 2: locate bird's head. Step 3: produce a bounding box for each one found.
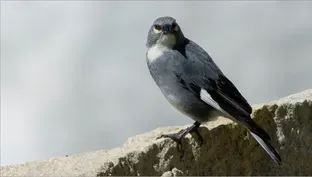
[146,16,184,48]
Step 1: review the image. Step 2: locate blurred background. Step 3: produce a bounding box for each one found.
[1,1,312,166]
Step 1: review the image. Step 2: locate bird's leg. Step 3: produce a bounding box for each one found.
[189,122,204,146]
[156,121,202,157]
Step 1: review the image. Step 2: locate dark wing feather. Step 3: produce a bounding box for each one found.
[177,39,270,140]
[177,39,252,118]
[208,74,252,117]
[206,75,271,140]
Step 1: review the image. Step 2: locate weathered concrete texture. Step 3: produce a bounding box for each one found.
[2,89,312,176]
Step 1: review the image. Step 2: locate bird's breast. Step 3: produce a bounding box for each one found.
[147,44,170,63]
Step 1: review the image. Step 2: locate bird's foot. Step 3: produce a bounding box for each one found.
[157,129,185,157]
[156,121,203,157]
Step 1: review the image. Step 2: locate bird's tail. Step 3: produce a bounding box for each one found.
[237,117,282,164]
[249,129,282,165]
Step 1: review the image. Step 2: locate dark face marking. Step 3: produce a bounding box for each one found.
[172,38,190,59]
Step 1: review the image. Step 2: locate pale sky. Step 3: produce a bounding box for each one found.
[1,1,312,166]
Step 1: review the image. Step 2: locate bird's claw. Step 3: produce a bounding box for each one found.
[156,122,203,158]
[156,133,185,158]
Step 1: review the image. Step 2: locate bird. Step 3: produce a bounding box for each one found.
[145,16,282,165]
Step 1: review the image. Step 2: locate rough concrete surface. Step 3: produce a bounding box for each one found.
[1,89,312,176]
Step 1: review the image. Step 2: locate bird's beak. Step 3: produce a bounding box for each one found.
[162,24,172,34]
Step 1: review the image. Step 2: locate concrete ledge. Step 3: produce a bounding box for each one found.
[2,89,312,176]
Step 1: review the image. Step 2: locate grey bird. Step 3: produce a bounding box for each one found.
[145,16,282,165]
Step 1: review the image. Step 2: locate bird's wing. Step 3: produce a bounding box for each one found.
[174,40,281,163]
[175,39,255,125]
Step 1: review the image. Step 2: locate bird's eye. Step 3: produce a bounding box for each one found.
[154,25,161,30]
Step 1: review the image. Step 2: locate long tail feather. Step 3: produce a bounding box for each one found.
[250,131,282,165]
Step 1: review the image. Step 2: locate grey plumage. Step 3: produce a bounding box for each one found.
[145,16,281,164]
